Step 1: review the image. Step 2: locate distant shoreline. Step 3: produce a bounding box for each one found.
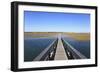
[24,32,90,41]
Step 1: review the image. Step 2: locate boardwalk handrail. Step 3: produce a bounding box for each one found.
[33,39,58,61]
[62,38,87,59]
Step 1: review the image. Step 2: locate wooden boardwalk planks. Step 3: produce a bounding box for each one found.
[54,34,68,60]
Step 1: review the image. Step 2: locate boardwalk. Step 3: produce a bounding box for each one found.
[54,34,68,60]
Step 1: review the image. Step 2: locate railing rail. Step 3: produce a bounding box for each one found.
[33,38,58,61]
[61,38,87,59]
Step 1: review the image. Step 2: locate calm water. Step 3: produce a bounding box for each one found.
[24,38,56,62]
[62,37,90,58]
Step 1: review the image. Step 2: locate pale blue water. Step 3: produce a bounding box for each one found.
[24,38,56,62]
[62,37,90,58]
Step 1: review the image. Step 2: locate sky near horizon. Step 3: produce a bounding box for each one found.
[24,11,90,33]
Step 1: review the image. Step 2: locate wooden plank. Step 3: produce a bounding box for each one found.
[54,34,68,60]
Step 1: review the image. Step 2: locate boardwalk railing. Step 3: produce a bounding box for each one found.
[33,38,58,61]
[61,38,87,59]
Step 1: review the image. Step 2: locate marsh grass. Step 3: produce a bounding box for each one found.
[24,32,90,41]
[63,32,90,41]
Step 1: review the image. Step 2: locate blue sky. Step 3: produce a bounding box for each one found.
[24,11,90,33]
